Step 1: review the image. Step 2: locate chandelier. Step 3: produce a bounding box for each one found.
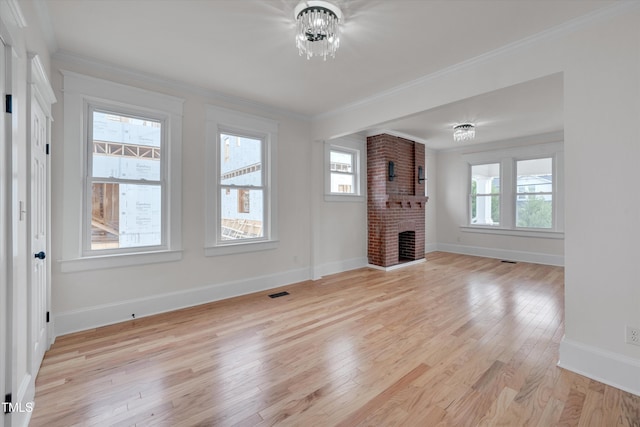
[294,1,342,60]
[453,123,476,142]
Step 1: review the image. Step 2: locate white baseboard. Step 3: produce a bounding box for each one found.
[436,243,564,266]
[54,267,311,337]
[367,258,426,271]
[559,338,640,396]
[425,243,438,253]
[9,373,34,427]
[312,257,368,280]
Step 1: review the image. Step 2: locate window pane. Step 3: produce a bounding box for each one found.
[471,163,500,194]
[331,172,354,194]
[221,188,263,240]
[91,183,161,249]
[220,134,262,186]
[516,158,552,229]
[471,195,500,225]
[330,150,353,173]
[92,111,161,180]
[517,196,553,228]
[517,158,552,194]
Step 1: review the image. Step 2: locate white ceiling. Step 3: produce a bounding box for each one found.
[40,0,613,148]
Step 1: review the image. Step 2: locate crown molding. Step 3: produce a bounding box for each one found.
[5,0,27,28]
[363,129,430,145]
[315,1,640,121]
[28,53,56,105]
[53,51,311,123]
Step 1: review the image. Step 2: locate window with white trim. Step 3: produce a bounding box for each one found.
[205,105,278,256]
[59,71,183,272]
[324,136,365,201]
[464,141,563,236]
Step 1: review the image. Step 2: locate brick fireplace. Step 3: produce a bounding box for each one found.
[367,134,428,268]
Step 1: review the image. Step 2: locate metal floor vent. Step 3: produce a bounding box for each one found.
[501,260,517,264]
[268,291,290,299]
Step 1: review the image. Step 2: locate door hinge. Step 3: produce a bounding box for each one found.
[5,94,12,114]
[46,143,50,155]
[46,311,50,323]
[3,393,11,414]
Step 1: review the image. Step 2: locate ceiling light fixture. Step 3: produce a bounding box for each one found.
[453,123,476,142]
[294,0,342,60]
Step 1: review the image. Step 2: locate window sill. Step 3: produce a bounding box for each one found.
[324,194,365,203]
[205,240,279,256]
[460,226,564,239]
[59,249,183,273]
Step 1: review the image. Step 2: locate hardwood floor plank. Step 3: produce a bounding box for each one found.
[334,363,430,427]
[29,253,639,426]
[557,387,587,426]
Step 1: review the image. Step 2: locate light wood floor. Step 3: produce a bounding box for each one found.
[32,252,640,426]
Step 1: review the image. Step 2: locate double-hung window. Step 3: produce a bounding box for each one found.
[205,105,278,255]
[470,163,500,226]
[219,132,266,241]
[60,71,183,272]
[87,108,164,251]
[516,158,553,229]
[464,141,563,236]
[324,136,365,201]
[329,148,356,194]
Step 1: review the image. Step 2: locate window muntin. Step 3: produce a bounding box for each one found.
[87,108,165,252]
[516,158,553,229]
[471,163,500,226]
[218,132,266,242]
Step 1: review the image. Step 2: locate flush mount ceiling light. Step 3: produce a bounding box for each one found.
[453,123,476,142]
[294,0,342,60]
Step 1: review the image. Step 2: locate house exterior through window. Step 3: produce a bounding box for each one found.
[324,135,365,202]
[59,71,184,272]
[88,109,164,251]
[205,105,279,256]
[463,140,563,237]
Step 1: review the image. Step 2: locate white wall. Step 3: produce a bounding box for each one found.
[50,56,314,334]
[312,4,640,395]
[310,136,368,278]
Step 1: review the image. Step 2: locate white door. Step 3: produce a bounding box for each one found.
[29,92,49,373]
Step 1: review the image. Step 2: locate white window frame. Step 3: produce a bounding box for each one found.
[205,105,278,256]
[83,104,167,255]
[324,135,365,202]
[59,71,184,272]
[461,141,564,239]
